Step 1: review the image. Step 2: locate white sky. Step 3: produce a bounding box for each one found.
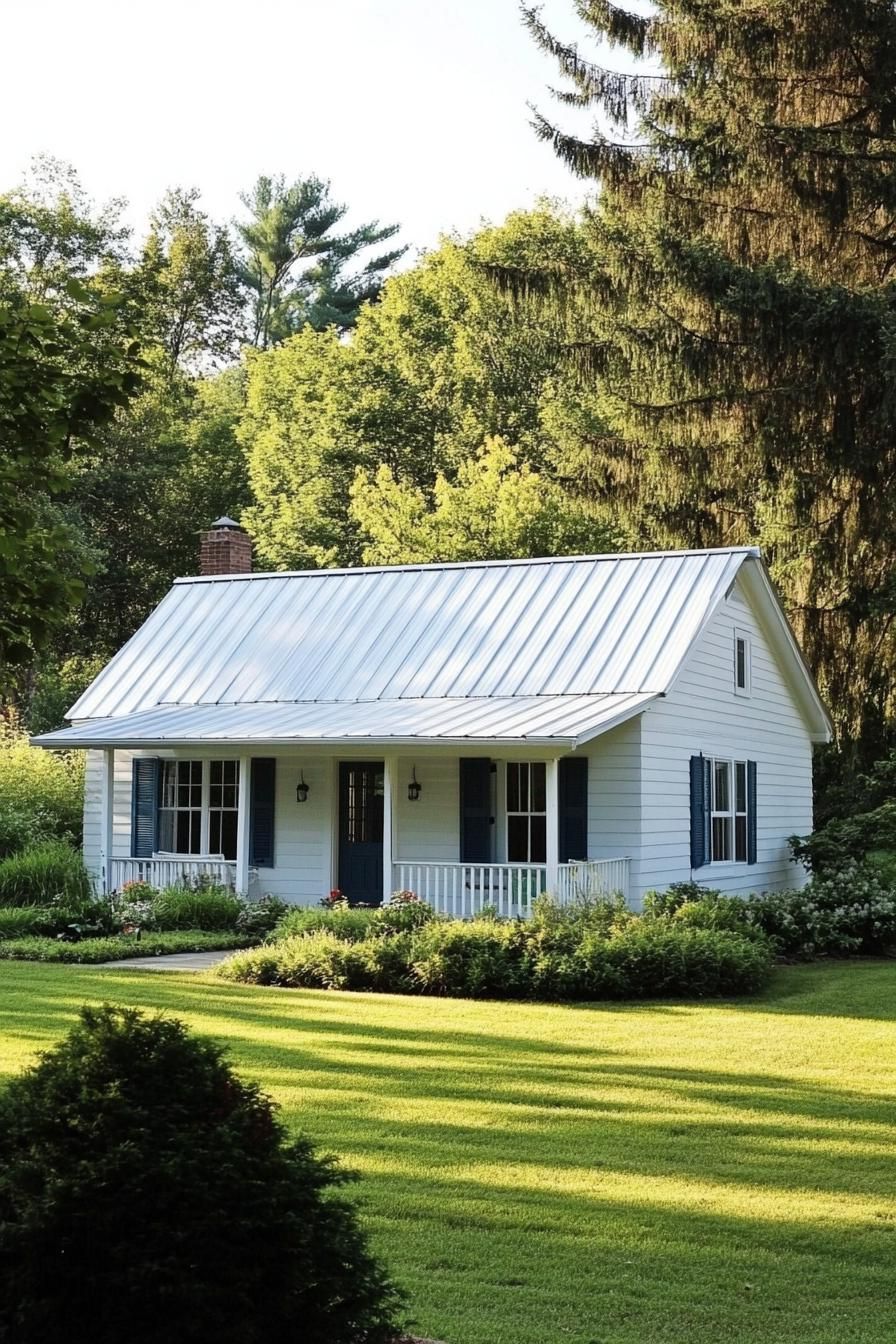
[2,0,602,258]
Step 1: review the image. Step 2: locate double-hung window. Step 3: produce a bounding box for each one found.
[157,759,240,859]
[506,762,546,862]
[710,758,749,863]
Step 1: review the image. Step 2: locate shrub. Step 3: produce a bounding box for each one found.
[409,919,529,998]
[0,842,92,907]
[218,899,775,1001]
[642,881,720,917]
[221,931,415,992]
[234,894,290,937]
[0,1006,402,1344]
[747,862,896,957]
[572,924,773,998]
[151,883,242,931]
[790,800,896,873]
[272,904,380,944]
[375,890,438,934]
[0,728,84,856]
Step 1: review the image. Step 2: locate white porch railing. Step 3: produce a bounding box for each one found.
[393,858,630,919]
[109,857,237,891]
[556,858,631,905]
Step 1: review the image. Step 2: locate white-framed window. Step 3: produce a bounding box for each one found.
[710,758,749,863]
[734,628,751,696]
[157,759,240,859]
[506,762,546,863]
[209,760,240,858]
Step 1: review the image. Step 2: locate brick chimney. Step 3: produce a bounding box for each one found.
[199,517,252,576]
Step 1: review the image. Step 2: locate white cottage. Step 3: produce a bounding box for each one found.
[33,522,831,912]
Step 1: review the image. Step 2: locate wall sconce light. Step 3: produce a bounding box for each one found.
[407,766,422,802]
[296,771,310,804]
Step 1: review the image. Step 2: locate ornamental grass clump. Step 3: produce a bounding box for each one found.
[0,841,92,907]
[0,1005,403,1344]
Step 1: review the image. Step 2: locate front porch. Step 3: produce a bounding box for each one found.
[93,746,632,913]
[108,854,632,916]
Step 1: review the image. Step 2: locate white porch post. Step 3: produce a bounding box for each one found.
[100,748,115,895]
[382,755,396,903]
[235,754,251,896]
[545,757,560,897]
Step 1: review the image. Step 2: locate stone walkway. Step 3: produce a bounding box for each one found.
[98,950,239,972]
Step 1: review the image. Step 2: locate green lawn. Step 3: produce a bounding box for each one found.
[0,962,894,1344]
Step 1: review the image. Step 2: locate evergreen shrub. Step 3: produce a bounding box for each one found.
[0,1006,403,1344]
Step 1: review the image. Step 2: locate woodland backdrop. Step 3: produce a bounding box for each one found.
[3,0,896,824]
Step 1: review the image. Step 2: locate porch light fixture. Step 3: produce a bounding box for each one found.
[296,771,310,804]
[407,766,422,802]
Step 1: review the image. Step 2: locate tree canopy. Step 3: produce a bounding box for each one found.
[524,0,896,754]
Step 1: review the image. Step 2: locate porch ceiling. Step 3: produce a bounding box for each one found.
[31,691,658,751]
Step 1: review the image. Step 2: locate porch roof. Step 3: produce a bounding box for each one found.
[31,691,658,751]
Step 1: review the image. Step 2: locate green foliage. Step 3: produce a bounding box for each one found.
[222,930,416,993]
[0,1005,402,1343]
[221,896,773,1001]
[235,173,405,347]
[0,930,255,963]
[409,919,530,998]
[273,903,382,943]
[21,654,104,735]
[0,907,50,939]
[0,728,84,854]
[149,883,243,931]
[241,207,620,570]
[138,187,244,373]
[524,2,896,750]
[351,436,617,564]
[234,894,290,937]
[0,842,91,907]
[747,862,896,958]
[791,802,896,874]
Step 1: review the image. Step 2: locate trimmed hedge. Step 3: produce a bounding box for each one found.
[218,900,773,1000]
[0,931,254,964]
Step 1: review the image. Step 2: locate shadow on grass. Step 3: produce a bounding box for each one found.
[1,963,896,1342]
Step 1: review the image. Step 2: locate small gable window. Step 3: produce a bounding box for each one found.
[734,629,751,696]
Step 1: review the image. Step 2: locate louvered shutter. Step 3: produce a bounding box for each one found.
[249,758,276,868]
[747,760,758,865]
[558,757,588,862]
[131,757,160,858]
[689,754,711,869]
[459,758,492,862]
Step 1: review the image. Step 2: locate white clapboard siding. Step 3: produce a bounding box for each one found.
[634,577,813,905]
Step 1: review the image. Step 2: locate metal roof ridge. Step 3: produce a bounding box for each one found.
[171,546,762,584]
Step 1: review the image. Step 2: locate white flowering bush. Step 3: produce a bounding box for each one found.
[747,860,896,957]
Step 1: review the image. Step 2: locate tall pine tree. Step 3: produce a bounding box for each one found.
[525,0,896,755]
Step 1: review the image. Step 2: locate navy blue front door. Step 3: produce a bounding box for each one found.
[338,762,384,905]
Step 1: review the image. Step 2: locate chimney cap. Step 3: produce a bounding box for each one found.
[209,516,243,531]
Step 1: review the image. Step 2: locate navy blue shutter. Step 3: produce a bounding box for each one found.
[558,757,588,862]
[249,758,276,868]
[131,757,160,858]
[690,754,711,869]
[459,758,492,862]
[747,760,758,864]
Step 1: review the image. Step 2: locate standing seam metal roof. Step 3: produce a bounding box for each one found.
[67,548,753,722]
